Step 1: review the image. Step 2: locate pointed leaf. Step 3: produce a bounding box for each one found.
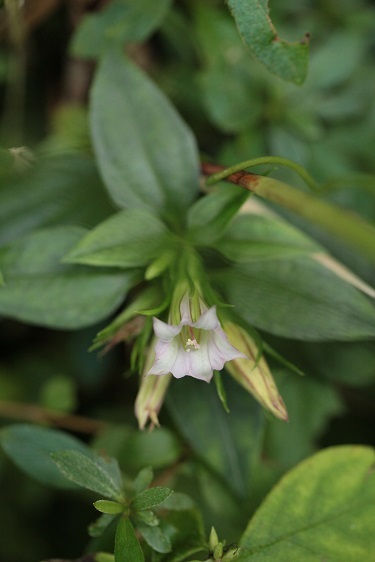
[133,487,172,511]
[90,51,199,221]
[226,0,309,84]
[115,518,144,562]
[65,209,173,269]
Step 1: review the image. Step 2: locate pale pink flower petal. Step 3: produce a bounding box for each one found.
[148,298,246,382]
[194,306,221,330]
[153,317,182,341]
[149,339,179,375]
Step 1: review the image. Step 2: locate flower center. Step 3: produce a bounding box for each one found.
[181,326,201,353]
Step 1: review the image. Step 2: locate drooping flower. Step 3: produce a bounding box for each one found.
[147,295,246,382]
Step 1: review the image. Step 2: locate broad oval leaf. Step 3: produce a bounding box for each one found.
[214,256,375,341]
[52,450,124,501]
[0,227,136,329]
[65,208,173,269]
[0,424,90,489]
[239,446,375,561]
[226,0,309,84]
[90,51,199,223]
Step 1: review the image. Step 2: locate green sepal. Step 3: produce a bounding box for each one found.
[214,371,230,413]
[90,286,162,351]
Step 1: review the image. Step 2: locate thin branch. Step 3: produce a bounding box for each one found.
[0,400,107,434]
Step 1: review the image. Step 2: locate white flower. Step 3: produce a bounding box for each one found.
[148,296,246,382]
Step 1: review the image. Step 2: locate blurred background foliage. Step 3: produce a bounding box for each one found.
[0,1,374,561]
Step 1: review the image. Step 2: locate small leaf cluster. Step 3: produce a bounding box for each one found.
[50,448,192,561]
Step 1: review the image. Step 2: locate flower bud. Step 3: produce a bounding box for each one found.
[135,341,172,429]
[224,322,288,421]
[209,527,219,551]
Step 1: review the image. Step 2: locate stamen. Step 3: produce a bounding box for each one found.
[185,337,200,352]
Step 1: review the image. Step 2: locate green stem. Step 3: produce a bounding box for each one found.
[205,156,319,193]
[250,175,375,264]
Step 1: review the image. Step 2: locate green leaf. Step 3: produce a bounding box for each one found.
[133,487,172,511]
[0,155,114,248]
[0,424,90,488]
[167,376,264,497]
[115,518,144,562]
[188,185,249,244]
[0,227,136,329]
[65,209,173,269]
[239,446,375,561]
[52,450,124,501]
[137,522,172,553]
[213,214,320,262]
[90,51,199,224]
[94,500,124,515]
[214,257,375,341]
[133,467,154,495]
[71,0,172,59]
[226,0,309,84]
